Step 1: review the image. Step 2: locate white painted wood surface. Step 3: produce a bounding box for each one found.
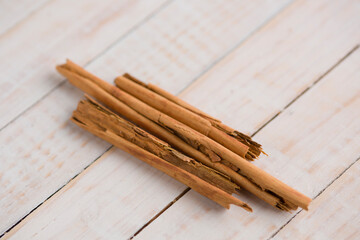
[180,0,360,134]
[136,45,360,240]
[273,160,360,240]
[1,0,359,239]
[0,0,50,35]
[0,0,168,129]
[0,0,169,233]
[0,0,291,236]
[2,148,187,239]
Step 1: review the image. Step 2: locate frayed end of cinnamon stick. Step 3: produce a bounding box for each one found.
[211,122,266,161]
[233,131,266,161]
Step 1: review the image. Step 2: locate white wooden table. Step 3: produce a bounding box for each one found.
[1,0,359,239]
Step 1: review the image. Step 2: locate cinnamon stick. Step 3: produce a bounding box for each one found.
[76,97,239,195]
[72,97,251,211]
[121,73,264,160]
[58,62,243,166]
[57,60,311,210]
[58,62,292,209]
[115,75,251,159]
[115,75,307,210]
[122,73,221,122]
[112,80,309,209]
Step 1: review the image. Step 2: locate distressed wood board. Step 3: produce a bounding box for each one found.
[0,0,359,239]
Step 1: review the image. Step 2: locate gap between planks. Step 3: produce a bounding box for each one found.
[129,44,360,239]
[129,188,191,240]
[0,146,113,239]
[252,44,360,136]
[175,0,295,96]
[268,155,360,240]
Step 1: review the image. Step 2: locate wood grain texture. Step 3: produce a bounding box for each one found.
[0,84,110,235]
[135,44,360,240]
[0,0,292,130]
[272,159,360,240]
[0,0,50,35]
[2,148,186,240]
[0,0,168,130]
[3,0,360,239]
[180,0,360,135]
[0,0,168,234]
[0,0,291,237]
[85,0,290,94]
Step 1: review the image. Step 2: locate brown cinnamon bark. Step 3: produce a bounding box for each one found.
[123,73,221,123]
[75,97,239,195]
[57,60,311,210]
[121,73,264,160]
[115,75,251,159]
[72,98,251,211]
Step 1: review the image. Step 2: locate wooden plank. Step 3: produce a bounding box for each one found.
[179,0,360,135]
[0,0,291,236]
[273,160,360,239]
[0,0,168,234]
[0,0,168,130]
[0,0,292,130]
[2,148,186,240]
[3,0,360,238]
[85,0,291,94]
[273,159,360,240]
[135,43,360,239]
[0,0,49,35]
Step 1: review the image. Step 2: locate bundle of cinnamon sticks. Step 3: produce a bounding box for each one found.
[57,60,311,212]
